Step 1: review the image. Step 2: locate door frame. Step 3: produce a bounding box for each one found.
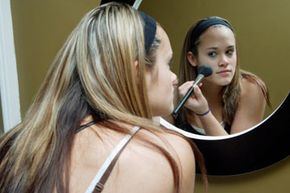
[0,0,21,132]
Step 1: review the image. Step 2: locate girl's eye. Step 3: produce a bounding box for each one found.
[226,49,234,56]
[208,52,217,57]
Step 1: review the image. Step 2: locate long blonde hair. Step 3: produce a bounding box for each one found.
[179,16,270,128]
[0,3,204,193]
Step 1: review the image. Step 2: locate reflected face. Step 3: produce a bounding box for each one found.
[195,25,237,86]
[146,26,177,117]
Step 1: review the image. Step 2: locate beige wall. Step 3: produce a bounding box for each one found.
[11,0,290,193]
[11,0,99,114]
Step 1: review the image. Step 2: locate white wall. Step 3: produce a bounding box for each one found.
[0,0,21,132]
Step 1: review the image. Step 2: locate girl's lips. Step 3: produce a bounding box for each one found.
[216,69,231,74]
[216,70,232,77]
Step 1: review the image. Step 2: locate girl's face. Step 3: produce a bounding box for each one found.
[189,25,237,87]
[146,26,178,117]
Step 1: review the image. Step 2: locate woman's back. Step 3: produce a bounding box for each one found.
[69,121,195,193]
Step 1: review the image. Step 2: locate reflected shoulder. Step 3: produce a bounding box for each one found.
[241,77,265,101]
[238,77,266,116]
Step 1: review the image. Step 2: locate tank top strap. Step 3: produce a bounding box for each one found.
[85,126,140,193]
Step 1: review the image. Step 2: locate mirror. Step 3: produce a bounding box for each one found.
[141,0,290,120]
[140,0,290,175]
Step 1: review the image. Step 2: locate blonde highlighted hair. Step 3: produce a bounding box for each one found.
[0,3,207,193]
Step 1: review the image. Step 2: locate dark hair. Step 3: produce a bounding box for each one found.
[139,11,157,53]
[188,16,233,56]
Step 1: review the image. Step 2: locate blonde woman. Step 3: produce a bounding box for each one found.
[0,3,205,193]
[177,16,270,136]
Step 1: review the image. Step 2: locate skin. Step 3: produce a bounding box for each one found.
[179,25,266,136]
[69,26,196,193]
[146,26,178,117]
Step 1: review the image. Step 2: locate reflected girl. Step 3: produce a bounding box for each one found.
[177,16,270,136]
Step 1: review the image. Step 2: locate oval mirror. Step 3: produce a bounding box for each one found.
[159,92,290,175]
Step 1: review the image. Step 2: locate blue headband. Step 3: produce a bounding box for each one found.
[191,17,233,46]
[139,11,157,53]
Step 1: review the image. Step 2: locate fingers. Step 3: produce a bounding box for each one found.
[193,85,202,99]
[178,81,203,100]
[178,81,194,96]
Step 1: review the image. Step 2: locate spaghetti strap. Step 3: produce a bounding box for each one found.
[85,126,140,193]
[77,120,96,133]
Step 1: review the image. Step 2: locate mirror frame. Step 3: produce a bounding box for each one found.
[191,93,290,175]
[160,92,289,175]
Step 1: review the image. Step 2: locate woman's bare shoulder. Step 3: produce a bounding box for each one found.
[241,77,265,100]
[160,131,196,167]
[70,126,195,193]
[161,131,196,192]
[116,129,196,193]
[232,77,267,130]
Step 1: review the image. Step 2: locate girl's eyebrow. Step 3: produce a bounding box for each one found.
[206,45,235,50]
[206,47,218,50]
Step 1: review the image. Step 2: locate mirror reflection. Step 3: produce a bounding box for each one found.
[141,0,290,136]
[174,16,270,136]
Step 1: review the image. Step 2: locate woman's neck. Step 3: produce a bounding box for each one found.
[199,81,225,123]
[201,81,224,105]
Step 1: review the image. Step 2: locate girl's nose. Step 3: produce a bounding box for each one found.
[218,54,230,67]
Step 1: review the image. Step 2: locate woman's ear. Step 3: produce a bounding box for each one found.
[187,51,197,67]
[133,60,139,77]
[134,60,139,69]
